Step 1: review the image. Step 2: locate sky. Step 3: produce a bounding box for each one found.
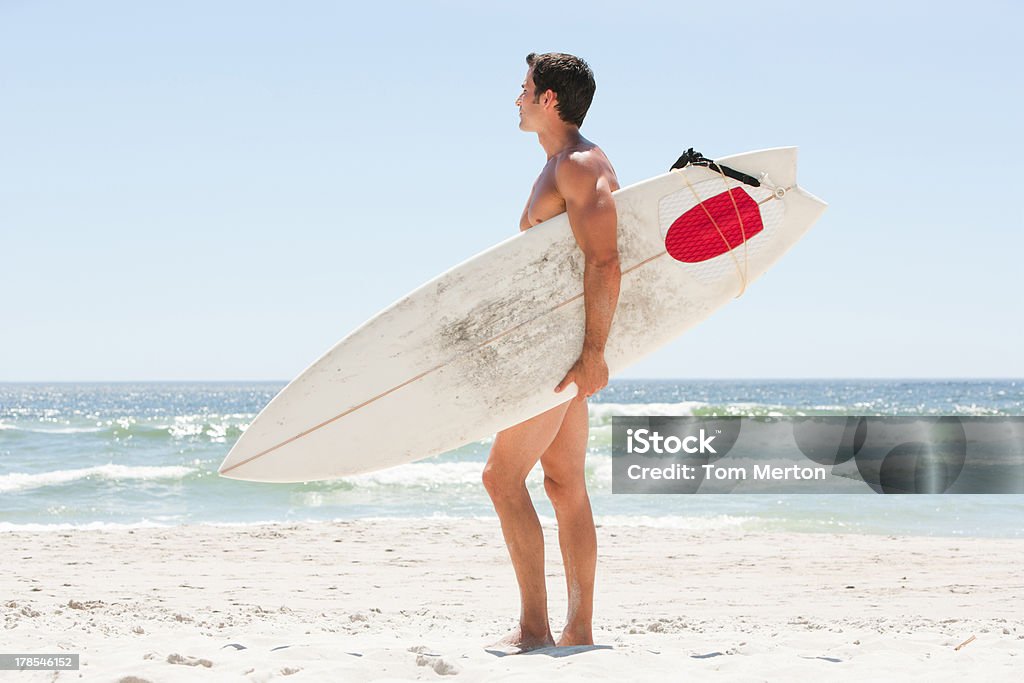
[1,0,1021,381]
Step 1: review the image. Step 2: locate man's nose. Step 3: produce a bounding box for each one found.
[515,94,522,107]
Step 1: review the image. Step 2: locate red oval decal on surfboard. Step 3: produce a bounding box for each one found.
[665,189,763,263]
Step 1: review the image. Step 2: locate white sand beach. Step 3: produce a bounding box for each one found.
[3,519,1022,681]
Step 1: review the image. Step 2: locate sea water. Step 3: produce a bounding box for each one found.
[1,380,1022,537]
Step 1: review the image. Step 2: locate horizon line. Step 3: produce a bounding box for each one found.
[1,377,1021,385]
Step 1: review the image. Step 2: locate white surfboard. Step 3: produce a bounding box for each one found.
[219,147,826,482]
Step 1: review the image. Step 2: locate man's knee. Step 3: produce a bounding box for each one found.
[482,462,524,502]
[543,473,584,509]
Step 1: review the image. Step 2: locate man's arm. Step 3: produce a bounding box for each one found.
[553,154,621,400]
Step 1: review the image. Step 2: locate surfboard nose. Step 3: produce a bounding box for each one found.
[217,431,253,479]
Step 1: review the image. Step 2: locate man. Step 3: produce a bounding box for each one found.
[481,52,620,653]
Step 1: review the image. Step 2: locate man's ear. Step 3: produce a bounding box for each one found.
[543,89,558,109]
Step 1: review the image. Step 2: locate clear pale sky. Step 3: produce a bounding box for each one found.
[2,0,1021,381]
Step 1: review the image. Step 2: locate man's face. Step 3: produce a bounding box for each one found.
[515,67,546,132]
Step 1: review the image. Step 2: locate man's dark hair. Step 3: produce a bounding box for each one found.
[526,52,596,128]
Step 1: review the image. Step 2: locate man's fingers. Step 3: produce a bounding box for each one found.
[554,371,573,393]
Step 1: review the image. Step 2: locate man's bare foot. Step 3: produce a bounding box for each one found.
[555,625,594,647]
[486,624,555,654]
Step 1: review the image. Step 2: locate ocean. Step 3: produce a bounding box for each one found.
[2,380,1022,537]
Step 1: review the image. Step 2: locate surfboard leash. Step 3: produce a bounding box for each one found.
[669,148,761,188]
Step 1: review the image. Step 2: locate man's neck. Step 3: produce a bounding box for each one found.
[536,126,584,160]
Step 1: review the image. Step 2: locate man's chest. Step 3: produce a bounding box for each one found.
[521,168,566,230]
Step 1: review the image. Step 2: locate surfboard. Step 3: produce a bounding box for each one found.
[219,147,826,483]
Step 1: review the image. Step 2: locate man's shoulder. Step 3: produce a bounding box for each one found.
[553,145,616,201]
[554,145,608,184]
[557,144,606,168]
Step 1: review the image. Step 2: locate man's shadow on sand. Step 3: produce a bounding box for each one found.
[485,644,613,658]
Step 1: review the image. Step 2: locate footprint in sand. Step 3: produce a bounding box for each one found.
[166,653,213,667]
[415,654,460,676]
[409,645,460,675]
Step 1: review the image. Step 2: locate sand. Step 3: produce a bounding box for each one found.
[2,518,1022,681]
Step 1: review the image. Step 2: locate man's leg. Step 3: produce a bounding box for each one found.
[540,396,596,647]
[482,401,572,652]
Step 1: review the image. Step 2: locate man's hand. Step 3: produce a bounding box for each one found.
[555,348,609,400]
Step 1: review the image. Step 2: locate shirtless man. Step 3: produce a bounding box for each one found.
[482,52,620,652]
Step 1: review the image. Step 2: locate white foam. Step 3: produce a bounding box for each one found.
[165,416,249,440]
[337,454,617,489]
[0,519,177,532]
[342,460,488,487]
[328,513,758,532]
[0,464,196,493]
[0,424,107,434]
[588,402,708,419]
[952,403,1004,416]
[591,514,758,531]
